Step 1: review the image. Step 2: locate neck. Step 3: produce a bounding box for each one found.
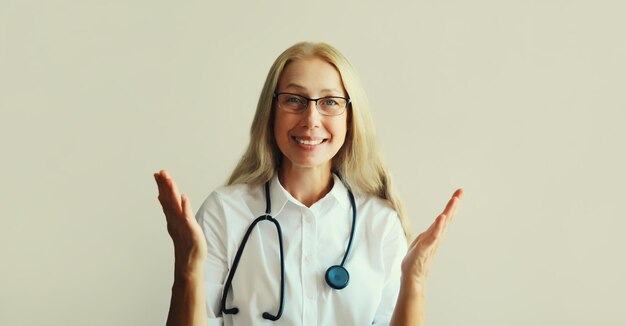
[278,161,334,207]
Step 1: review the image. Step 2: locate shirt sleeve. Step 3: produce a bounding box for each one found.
[372,213,409,325]
[195,191,228,326]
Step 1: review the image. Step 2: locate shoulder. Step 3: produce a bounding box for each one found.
[196,183,265,221]
[352,193,408,269]
[354,193,403,238]
[195,183,267,251]
[356,192,395,215]
[210,182,261,202]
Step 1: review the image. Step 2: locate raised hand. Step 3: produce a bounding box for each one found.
[401,189,464,286]
[154,169,207,273]
[155,169,208,325]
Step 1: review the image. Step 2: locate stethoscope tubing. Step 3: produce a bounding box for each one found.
[221,177,356,321]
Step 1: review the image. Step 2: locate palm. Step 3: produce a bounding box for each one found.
[402,189,464,283]
[154,169,208,264]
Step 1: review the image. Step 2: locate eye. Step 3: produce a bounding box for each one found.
[321,98,339,106]
[286,95,303,104]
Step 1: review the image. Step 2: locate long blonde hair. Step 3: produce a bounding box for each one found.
[227,42,412,241]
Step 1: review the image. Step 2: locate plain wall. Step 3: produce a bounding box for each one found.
[1,1,625,325]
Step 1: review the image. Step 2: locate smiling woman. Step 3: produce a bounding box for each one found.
[154,41,463,326]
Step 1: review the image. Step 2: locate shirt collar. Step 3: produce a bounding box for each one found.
[328,173,351,211]
[267,173,351,216]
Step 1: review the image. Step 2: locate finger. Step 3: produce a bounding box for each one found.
[454,188,464,200]
[431,214,447,243]
[421,214,441,240]
[181,194,194,220]
[409,215,439,250]
[446,188,464,224]
[442,198,457,230]
[441,196,458,219]
[409,232,423,249]
[154,170,172,198]
[441,193,463,226]
[155,170,182,217]
[161,171,183,213]
[154,171,167,197]
[155,173,175,216]
[411,218,444,259]
[162,171,182,201]
[420,214,446,247]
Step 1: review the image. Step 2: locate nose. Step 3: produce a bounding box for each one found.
[300,99,322,128]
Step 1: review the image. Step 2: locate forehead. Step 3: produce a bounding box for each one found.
[277,57,345,95]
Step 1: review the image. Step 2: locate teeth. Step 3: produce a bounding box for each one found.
[295,137,324,145]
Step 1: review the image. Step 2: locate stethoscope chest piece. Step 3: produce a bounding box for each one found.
[325,265,350,289]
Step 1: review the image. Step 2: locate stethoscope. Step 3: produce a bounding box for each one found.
[220,177,357,321]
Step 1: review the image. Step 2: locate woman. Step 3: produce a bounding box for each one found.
[154,42,463,325]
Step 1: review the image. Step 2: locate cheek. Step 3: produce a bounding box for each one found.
[273,112,295,147]
[330,118,349,142]
[274,113,290,136]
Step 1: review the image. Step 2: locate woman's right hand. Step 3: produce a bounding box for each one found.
[154,169,208,275]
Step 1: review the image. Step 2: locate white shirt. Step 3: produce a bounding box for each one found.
[195,174,408,325]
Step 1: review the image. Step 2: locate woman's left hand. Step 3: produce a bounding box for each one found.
[401,189,464,287]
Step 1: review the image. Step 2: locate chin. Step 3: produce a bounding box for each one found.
[283,155,334,170]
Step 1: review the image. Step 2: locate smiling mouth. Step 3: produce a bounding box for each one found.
[292,136,327,145]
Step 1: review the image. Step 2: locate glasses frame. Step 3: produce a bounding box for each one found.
[273,92,351,116]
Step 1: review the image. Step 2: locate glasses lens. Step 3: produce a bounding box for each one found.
[278,94,305,112]
[318,97,347,116]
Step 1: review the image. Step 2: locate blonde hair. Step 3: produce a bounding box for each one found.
[227,42,412,241]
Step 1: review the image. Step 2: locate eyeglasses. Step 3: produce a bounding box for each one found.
[274,92,351,116]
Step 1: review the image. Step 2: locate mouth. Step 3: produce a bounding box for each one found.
[292,136,328,145]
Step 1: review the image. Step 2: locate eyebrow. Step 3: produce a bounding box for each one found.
[283,83,343,95]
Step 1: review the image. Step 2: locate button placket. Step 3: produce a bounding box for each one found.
[301,208,318,325]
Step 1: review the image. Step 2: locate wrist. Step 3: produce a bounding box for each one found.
[400,275,428,295]
[174,260,204,283]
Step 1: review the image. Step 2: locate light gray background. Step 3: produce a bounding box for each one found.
[1,1,625,325]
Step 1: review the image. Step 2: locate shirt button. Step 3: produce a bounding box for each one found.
[305,215,313,224]
[304,255,310,263]
[307,293,314,300]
